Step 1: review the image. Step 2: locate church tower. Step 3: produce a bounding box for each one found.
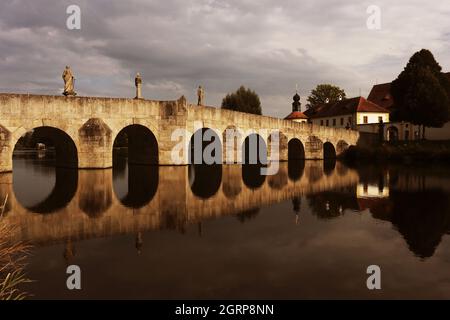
[284,90,308,123]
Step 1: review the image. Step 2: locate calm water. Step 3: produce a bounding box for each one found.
[1,152,450,299]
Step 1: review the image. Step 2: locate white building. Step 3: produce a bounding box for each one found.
[304,96,390,129]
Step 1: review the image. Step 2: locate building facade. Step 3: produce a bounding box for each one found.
[304,96,389,129]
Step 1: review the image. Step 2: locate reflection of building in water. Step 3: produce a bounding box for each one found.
[356,183,389,199]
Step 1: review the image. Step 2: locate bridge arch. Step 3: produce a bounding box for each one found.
[288,138,305,160]
[242,133,267,165]
[113,124,158,165]
[13,126,78,168]
[323,141,336,159]
[189,128,222,164]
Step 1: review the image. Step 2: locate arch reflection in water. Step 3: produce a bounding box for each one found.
[113,157,159,209]
[242,164,266,190]
[323,142,336,159]
[288,159,305,182]
[189,164,222,199]
[12,156,78,214]
[323,158,336,176]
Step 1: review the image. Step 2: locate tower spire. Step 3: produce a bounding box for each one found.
[292,90,301,112]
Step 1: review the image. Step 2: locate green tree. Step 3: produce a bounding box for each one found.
[391,49,450,138]
[306,84,346,109]
[221,86,262,115]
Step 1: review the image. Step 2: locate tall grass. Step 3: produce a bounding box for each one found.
[0,222,32,300]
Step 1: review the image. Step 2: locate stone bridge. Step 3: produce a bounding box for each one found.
[0,93,359,172]
[0,161,359,245]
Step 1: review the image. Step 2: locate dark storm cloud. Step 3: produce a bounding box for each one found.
[1,0,449,116]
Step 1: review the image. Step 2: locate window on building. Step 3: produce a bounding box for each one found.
[320,120,323,126]
[363,116,368,124]
[326,120,329,126]
[333,119,336,126]
[340,118,344,126]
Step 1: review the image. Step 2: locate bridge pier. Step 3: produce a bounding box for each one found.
[78,118,113,169]
[0,125,13,173]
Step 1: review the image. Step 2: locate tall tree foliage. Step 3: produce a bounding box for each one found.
[221,86,262,115]
[306,84,346,109]
[391,49,450,137]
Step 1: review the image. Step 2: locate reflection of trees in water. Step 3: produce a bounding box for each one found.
[235,207,260,223]
[354,164,450,259]
[307,187,358,219]
[372,189,450,259]
[189,164,222,199]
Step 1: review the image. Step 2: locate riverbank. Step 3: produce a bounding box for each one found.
[342,140,450,164]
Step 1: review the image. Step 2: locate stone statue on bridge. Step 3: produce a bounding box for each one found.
[197,85,204,106]
[135,73,142,99]
[62,66,76,96]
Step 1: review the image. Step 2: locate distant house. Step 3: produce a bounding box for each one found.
[366,73,450,141]
[303,96,390,129]
[284,92,308,123]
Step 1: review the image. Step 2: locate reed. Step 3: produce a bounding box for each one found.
[0,222,32,300]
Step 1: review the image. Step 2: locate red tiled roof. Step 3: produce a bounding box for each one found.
[367,83,394,110]
[304,97,389,119]
[284,111,308,120]
[367,72,450,110]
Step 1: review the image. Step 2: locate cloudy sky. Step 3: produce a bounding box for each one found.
[1,0,450,117]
